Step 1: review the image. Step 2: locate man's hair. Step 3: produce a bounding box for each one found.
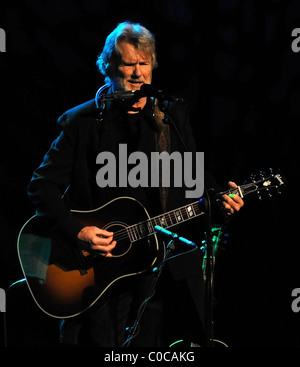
[96,22,157,84]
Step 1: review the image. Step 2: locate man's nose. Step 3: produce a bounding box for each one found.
[133,63,142,77]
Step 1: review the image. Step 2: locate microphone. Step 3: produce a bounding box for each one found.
[139,84,185,103]
[101,90,136,101]
[154,225,196,247]
[99,84,185,103]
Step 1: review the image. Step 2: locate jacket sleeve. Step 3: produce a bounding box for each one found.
[27,120,84,239]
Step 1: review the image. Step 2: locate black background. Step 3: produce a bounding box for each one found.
[1,0,300,347]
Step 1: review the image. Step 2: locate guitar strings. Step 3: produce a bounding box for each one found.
[112,178,280,242]
[112,183,251,242]
[110,202,202,243]
[111,213,184,242]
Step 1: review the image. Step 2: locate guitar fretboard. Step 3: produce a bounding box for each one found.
[126,201,204,242]
[117,172,284,243]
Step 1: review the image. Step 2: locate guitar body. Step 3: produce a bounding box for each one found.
[17,197,159,318]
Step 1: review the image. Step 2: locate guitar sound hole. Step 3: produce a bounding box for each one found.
[103,223,132,257]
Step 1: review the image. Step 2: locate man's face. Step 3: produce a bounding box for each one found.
[112,41,153,91]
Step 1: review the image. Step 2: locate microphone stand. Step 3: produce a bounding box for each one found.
[122,239,176,347]
[160,101,215,347]
[202,189,214,347]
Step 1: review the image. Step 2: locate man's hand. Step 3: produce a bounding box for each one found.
[77,226,116,257]
[222,181,244,215]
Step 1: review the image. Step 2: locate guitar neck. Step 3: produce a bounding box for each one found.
[126,201,204,242]
[125,172,285,243]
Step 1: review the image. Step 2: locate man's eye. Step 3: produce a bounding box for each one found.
[121,62,135,67]
[120,62,149,67]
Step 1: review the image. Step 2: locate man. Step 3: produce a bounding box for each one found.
[28,22,244,346]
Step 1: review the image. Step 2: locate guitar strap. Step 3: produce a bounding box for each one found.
[153,99,171,213]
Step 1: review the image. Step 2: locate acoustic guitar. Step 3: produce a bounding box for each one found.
[17,170,284,318]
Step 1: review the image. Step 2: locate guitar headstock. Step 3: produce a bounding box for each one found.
[219,168,285,200]
[246,168,285,200]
